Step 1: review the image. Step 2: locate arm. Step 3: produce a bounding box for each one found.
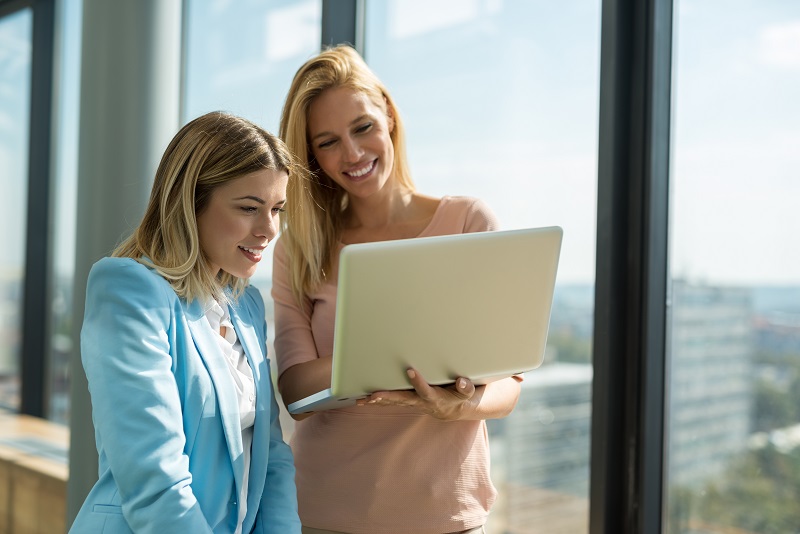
[81,259,212,533]
[271,239,331,420]
[358,369,522,421]
[277,357,332,420]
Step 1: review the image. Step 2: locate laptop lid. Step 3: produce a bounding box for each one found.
[328,226,563,399]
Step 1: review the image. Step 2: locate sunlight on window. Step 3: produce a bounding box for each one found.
[667,1,800,532]
[265,1,321,62]
[0,8,32,413]
[367,2,600,532]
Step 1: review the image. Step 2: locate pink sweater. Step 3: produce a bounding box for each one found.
[272,196,500,533]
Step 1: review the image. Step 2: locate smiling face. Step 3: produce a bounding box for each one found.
[307,86,395,200]
[197,168,288,280]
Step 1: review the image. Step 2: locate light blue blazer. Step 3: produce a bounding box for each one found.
[70,257,300,533]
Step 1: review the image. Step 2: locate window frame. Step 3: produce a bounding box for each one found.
[0,0,56,418]
[590,0,673,532]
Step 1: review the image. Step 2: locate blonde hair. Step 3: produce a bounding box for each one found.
[114,111,295,303]
[279,44,415,303]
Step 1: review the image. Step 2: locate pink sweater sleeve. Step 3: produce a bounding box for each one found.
[271,238,318,377]
[462,197,501,233]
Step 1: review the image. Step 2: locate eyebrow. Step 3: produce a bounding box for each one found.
[233,196,287,206]
[310,114,372,142]
[233,195,265,204]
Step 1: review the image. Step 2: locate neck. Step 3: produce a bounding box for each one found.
[346,183,413,230]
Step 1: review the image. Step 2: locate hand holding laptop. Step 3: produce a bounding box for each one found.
[356,367,477,420]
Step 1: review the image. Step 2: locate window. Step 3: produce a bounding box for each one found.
[49,0,83,424]
[0,7,32,412]
[183,0,322,287]
[183,0,322,134]
[182,0,322,428]
[666,1,800,531]
[364,1,601,531]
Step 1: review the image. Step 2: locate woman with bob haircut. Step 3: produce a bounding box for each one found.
[71,111,301,534]
[272,45,523,534]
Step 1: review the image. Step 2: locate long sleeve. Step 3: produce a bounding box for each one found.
[271,238,327,376]
[80,258,213,533]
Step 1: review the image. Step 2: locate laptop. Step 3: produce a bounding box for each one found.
[287,226,563,414]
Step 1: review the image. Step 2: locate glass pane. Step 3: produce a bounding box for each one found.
[183,0,322,280]
[0,9,33,412]
[666,1,800,532]
[365,1,601,532]
[48,0,83,424]
[183,0,322,134]
[182,0,322,430]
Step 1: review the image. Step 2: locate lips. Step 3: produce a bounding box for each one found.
[344,159,376,179]
[239,245,264,262]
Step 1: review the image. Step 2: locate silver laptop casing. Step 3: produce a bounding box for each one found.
[287,226,563,414]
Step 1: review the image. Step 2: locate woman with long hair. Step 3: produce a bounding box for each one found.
[71,111,301,533]
[273,46,523,534]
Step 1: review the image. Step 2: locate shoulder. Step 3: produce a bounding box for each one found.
[441,195,495,217]
[432,195,500,233]
[87,257,176,303]
[89,256,165,287]
[82,258,177,337]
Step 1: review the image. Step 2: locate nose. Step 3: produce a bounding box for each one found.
[340,135,364,163]
[255,210,279,241]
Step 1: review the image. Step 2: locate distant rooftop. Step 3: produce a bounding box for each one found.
[522,362,592,388]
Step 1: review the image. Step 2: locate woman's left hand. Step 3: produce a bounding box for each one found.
[356,368,478,421]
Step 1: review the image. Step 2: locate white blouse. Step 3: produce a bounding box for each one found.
[204,299,256,534]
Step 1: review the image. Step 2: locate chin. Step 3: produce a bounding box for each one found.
[224,266,256,280]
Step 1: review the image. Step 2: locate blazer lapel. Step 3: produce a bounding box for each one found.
[228,302,270,529]
[184,298,245,498]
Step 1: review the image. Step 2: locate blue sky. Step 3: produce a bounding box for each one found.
[1,0,798,286]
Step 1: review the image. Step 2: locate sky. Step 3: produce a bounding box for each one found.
[0,9,32,281]
[1,0,798,286]
[669,1,800,284]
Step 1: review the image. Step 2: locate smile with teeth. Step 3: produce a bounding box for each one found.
[239,246,264,261]
[345,160,375,178]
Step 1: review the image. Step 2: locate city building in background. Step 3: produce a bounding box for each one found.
[489,362,592,533]
[667,281,753,489]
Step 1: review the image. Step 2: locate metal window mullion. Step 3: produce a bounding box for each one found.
[0,0,29,17]
[321,0,364,55]
[20,0,55,417]
[591,0,673,532]
[638,0,673,529]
